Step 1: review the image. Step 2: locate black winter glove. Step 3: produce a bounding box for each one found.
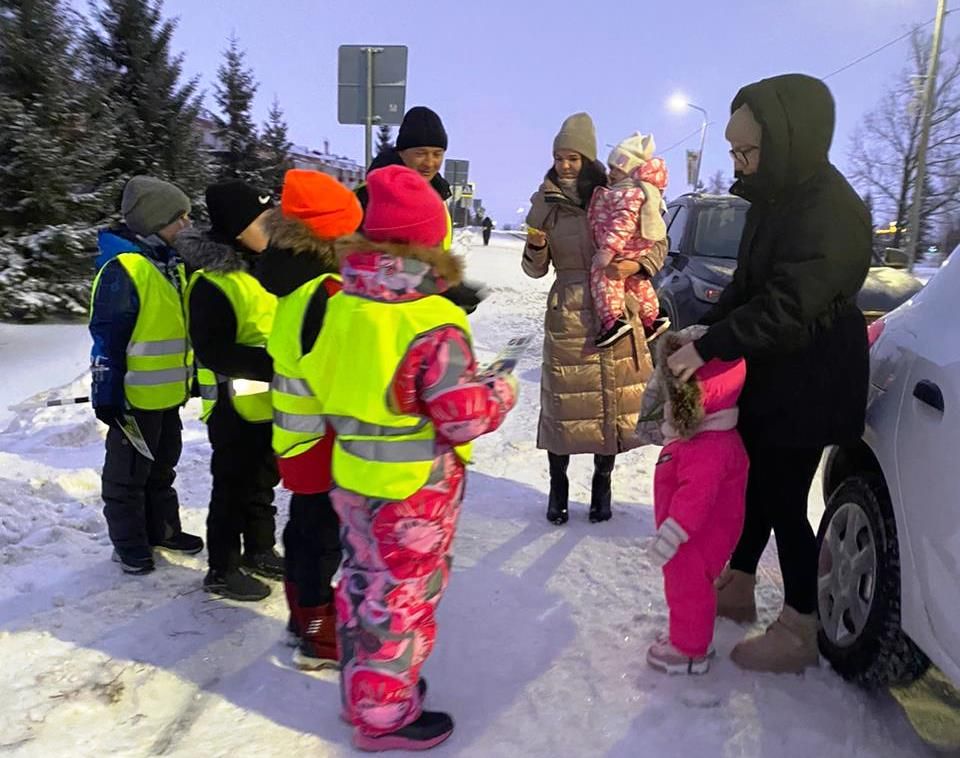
[443,280,489,315]
[94,406,124,427]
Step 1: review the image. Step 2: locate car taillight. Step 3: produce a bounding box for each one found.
[867,317,885,348]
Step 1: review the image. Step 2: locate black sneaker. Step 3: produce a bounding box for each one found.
[203,569,271,602]
[644,317,671,343]
[152,531,204,555]
[112,546,155,575]
[353,710,454,752]
[241,549,284,580]
[595,318,633,348]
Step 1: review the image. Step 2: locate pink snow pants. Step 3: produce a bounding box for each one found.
[653,435,748,657]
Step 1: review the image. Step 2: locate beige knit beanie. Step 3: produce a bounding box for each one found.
[725,104,762,148]
[553,112,598,162]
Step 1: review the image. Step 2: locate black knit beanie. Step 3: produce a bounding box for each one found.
[205,180,274,242]
[395,106,448,151]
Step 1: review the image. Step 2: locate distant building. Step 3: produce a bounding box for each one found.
[195,111,364,189]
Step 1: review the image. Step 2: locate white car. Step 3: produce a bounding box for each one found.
[818,249,960,689]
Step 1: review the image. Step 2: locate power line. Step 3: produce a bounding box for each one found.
[661,126,710,155]
[822,11,955,81]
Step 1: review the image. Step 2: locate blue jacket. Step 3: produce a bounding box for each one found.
[89,227,183,409]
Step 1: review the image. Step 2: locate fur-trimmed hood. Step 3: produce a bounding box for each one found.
[265,212,339,269]
[336,235,464,302]
[175,228,250,274]
[635,326,745,444]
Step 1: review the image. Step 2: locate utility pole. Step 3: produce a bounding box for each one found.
[906,0,948,271]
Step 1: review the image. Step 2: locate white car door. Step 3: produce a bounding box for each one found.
[894,256,960,668]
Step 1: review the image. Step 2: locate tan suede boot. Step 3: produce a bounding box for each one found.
[715,568,758,624]
[730,605,820,674]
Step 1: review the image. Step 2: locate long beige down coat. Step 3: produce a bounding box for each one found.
[523,178,665,456]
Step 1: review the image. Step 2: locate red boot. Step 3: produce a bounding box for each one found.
[292,603,339,670]
[283,581,301,648]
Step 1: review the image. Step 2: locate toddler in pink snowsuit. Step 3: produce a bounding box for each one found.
[637,327,749,675]
[587,132,669,349]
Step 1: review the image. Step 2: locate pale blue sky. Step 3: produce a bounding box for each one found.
[127,0,944,223]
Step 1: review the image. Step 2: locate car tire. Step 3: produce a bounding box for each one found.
[816,475,930,689]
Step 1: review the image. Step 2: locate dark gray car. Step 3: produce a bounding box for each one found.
[654,194,924,330]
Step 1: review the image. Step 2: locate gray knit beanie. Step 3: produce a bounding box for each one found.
[553,112,598,162]
[121,176,191,237]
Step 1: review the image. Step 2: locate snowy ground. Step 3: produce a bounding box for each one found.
[0,232,943,757]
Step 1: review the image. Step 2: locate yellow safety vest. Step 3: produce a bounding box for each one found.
[267,274,340,458]
[90,253,192,411]
[185,269,277,424]
[302,292,473,501]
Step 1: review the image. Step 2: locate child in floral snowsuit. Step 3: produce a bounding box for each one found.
[300,165,518,752]
[588,132,669,348]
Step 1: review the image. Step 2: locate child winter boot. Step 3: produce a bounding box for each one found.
[353,711,454,752]
[716,568,758,623]
[292,603,338,670]
[546,452,570,525]
[595,316,633,349]
[589,454,615,523]
[730,605,820,674]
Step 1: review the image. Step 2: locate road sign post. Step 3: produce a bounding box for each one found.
[338,45,408,170]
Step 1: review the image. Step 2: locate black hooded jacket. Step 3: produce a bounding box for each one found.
[176,230,273,382]
[695,74,872,448]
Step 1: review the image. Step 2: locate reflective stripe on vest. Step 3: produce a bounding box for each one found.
[186,269,276,424]
[90,252,192,411]
[302,292,473,501]
[267,274,341,458]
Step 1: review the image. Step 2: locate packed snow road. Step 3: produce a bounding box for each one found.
[0,233,936,756]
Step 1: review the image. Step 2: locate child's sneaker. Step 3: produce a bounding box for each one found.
[643,317,671,343]
[353,710,454,752]
[595,317,633,348]
[647,635,713,675]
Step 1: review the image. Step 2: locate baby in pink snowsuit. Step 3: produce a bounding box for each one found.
[637,327,749,675]
[587,132,669,349]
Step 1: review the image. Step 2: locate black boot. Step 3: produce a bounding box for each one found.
[546,452,570,525]
[203,568,271,602]
[589,454,615,523]
[241,548,285,580]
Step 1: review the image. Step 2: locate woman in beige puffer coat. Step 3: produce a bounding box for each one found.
[523,112,665,524]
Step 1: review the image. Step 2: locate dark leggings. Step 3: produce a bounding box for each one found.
[729,440,823,615]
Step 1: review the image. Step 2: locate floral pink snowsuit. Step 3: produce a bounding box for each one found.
[587,159,668,331]
[654,356,749,657]
[320,246,517,738]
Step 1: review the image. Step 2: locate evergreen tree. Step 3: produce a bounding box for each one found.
[86,0,210,199]
[0,0,117,231]
[212,35,263,184]
[376,123,393,155]
[260,97,293,196]
[704,170,732,196]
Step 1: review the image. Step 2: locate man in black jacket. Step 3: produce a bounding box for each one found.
[357,106,486,314]
[667,74,872,673]
[177,181,282,601]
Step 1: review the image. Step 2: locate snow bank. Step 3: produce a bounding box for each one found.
[0,233,935,757]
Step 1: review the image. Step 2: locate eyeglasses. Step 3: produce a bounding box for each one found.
[729,146,760,164]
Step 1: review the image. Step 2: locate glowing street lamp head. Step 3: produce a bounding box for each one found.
[668,93,690,113]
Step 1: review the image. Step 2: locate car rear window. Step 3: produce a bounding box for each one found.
[693,205,747,259]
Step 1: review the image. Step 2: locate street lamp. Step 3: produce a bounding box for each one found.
[668,93,709,191]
